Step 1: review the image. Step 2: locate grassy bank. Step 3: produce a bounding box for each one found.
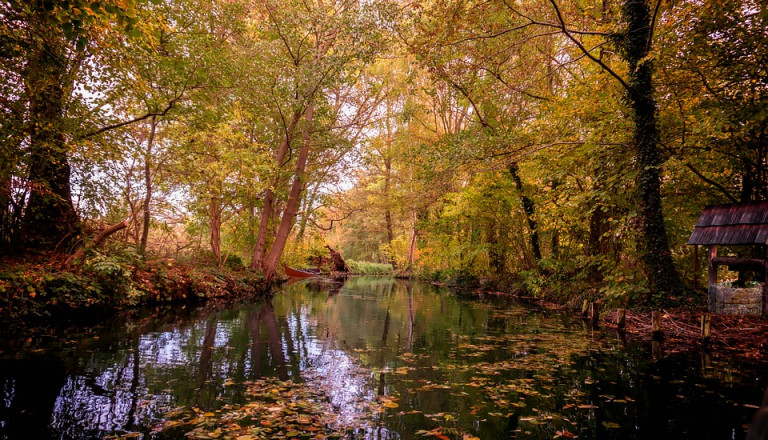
[346,260,394,275]
[0,252,271,323]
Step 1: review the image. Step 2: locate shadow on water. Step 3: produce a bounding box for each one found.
[1,276,768,439]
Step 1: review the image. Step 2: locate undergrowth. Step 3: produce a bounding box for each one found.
[0,248,270,322]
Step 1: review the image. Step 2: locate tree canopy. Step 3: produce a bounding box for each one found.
[2,0,765,300]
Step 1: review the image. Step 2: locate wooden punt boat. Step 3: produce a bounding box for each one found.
[284,266,319,278]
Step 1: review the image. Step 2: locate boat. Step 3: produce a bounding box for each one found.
[284,265,319,278]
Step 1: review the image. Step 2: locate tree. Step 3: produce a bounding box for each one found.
[244,0,389,279]
[0,0,146,252]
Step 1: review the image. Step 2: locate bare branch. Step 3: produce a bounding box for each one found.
[548,0,632,93]
[82,90,185,138]
[647,0,663,52]
[501,0,611,36]
[307,208,359,231]
[449,79,492,130]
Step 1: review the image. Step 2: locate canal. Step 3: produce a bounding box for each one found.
[1,277,766,439]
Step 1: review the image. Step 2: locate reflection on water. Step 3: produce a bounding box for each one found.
[0,277,767,439]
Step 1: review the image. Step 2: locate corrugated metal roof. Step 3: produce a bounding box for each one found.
[688,201,768,245]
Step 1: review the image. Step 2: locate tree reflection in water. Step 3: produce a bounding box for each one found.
[0,277,767,440]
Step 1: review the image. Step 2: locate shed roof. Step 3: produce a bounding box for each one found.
[688,201,768,245]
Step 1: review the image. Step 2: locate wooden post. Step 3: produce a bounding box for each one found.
[708,245,718,287]
[616,308,626,331]
[763,258,768,318]
[589,302,599,326]
[700,313,711,347]
[701,351,712,376]
[693,245,699,290]
[652,340,663,361]
[652,310,664,341]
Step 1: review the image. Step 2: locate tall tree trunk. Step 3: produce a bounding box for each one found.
[509,163,541,263]
[251,108,303,271]
[588,203,611,281]
[383,91,396,268]
[261,102,315,279]
[21,32,79,251]
[293,182,319,251]
[139,115,157,255]
[210,195,222,266]
[0,175,13,254]
[407,209,417,267]
[384,156,395,267]
[622,0,684,295]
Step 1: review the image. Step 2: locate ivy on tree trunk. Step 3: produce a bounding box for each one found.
[620,0,684,297]
[21,32,79,251]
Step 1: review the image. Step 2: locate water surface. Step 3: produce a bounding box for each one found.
[1,277,766,439]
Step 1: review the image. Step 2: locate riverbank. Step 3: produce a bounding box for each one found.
[601,308,768,362]
[0,255,272,324]
[455,281,768,362]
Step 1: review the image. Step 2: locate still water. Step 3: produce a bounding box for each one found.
[0,277,766,439]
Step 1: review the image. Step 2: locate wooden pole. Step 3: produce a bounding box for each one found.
[616,308,626,331]
[652,310,664,341]
[652,340,663,361]
[693,245,699,290]
[708,245,718,287]
[589,302,599,326]
[700,313,711,347]
[763,258,768,318]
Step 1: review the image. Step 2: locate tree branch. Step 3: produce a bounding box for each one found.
[449,79,492,130]
[307,208,359,231]
[64,215,135,267]
[548,0,632,94]
[82,89,186,138]
[647,0,663,53]
[501,0,611,36]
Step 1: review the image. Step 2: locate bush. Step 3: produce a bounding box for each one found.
[83,252,143,304]
[223,254,245,271]
[0,268,106,319]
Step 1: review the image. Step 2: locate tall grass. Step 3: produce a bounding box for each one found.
[347,260,393,275]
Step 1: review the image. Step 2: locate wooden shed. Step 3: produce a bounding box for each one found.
[688,201,768,316]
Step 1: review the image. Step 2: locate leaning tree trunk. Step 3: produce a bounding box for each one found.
[622,0,684,296]
[21,32,79,251]
[251,108,303,271]
[261,102,315,279]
